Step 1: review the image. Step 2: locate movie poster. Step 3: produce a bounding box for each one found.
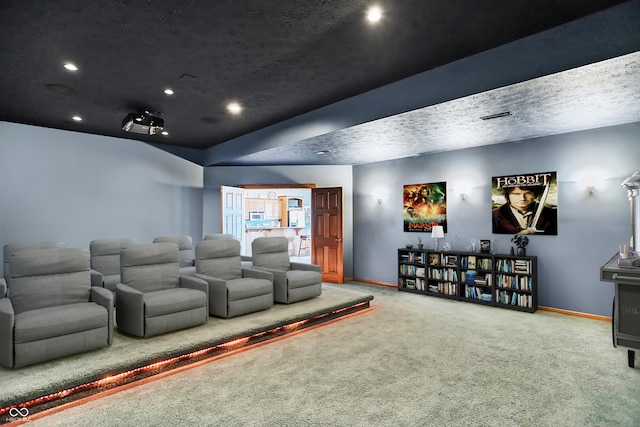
[403,182,447,232]
[491,171,558,235]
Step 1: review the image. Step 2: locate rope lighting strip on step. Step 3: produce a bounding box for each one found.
[1,299,372,422]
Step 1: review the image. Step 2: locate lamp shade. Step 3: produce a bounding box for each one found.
[431,225,445,239]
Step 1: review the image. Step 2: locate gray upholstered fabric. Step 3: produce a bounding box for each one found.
[115,242,208,338]
[14,327,108,368]
[0,297,14,368]
[251,237,322,304]
[153,236,194,268]
[226,277,273,300]
[91,286,114,345]
[251,237,291,271]
[101,274,121,293]
[14,302,107,343]
[196,240,243,280]
[203,235,253,266]
[0,247,113,368]
[144,288,207,317]
[0,278,6,297]
[90,238,135,276]
[120,243,181,293]
[3,241,65,281]
[195,239,273,318]
[90,238,135,292]
[203,234,235,240]
[8,248,91,314]
[144,306,208,338]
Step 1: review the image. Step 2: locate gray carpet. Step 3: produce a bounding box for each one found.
[6,282,640,426]
[1,283,370,409]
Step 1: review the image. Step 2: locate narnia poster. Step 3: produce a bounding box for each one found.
[491,171,558,235]
[403,182,447,232]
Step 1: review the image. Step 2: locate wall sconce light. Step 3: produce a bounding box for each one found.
[431,225,445,250]
[459,193,466,200]
[586,186,596,195]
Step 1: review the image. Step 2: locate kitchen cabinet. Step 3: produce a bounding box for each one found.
[245,198,280,220]
[264,199,281,220]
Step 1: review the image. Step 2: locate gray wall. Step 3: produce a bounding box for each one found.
[353,122,640,317]
[3,119,639,316]
[0,122,204,276]
[203,165,354,278]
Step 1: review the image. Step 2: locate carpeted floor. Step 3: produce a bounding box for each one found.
[1,283,371,412]
[5,282,640,426]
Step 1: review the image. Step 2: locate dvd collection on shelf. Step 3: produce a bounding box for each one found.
[398,248,537,313]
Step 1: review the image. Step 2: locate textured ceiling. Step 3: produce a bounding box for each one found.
[0,0,637,166]
[225,51,640,165]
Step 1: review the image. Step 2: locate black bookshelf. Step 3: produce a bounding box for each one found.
[398,248,537,313]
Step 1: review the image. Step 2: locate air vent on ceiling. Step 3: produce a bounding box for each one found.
[480,111,512,120]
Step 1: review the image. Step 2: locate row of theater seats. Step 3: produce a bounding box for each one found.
[0,235,322,368]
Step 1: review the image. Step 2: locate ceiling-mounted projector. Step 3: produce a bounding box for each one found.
[122,111,164,135]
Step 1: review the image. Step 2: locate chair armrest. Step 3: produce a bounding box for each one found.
[242,267,273,282]
[0,298,15,368]
[252,267,288,286]
[291,262,322,273]
[0,278,6,297]
[90,269,104,287]
[91,287,114,345]
[180,275,209,315]
[115,283,144,337]
[194,273,226,317]
[180,275,208,294]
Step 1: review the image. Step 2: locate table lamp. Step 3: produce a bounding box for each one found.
[431,225,445,250]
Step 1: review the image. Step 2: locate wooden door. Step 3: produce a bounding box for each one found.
[220,186,245,253]
[311,187,344,283]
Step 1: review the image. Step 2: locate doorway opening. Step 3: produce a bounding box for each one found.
[221,184,314,263]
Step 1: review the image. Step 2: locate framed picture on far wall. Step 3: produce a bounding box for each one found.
[491,171,558,235]
[403,182,447,232]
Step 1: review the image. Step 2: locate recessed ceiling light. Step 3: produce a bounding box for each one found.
[64,63,78,71]
[315,150,330,155]
[72,115,82,121]
[161,131,169,136]
[226,101,243,115]
[163,88,174,95]
[366,6,382,23]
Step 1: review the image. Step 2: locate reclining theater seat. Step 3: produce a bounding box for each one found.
[115,242,208,338]
[0,247,113,368]
[195,239,273,318]
[90,238,135,293]
[153,235,196,275]
[251,236,322,304]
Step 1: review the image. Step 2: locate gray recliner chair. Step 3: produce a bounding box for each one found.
[153,235,196,275]
[251,236,322,304]
[0,247,113,368]
[90,238,136,294]
[115,242,208,338]
[195,239,273,318]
